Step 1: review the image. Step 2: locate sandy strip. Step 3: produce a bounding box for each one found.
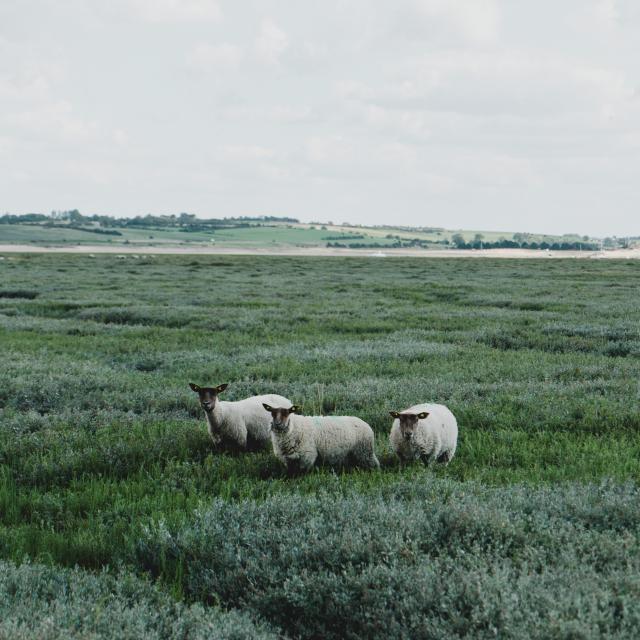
[0,243,638,259]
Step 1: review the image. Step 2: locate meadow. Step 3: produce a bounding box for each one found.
[0,220,588,249]
[1,254,640,638]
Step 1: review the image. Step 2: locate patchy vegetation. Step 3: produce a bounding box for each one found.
[0,561,276,639]
[138,480,640,639]
[1,254,639,637]
[0,210,608,249]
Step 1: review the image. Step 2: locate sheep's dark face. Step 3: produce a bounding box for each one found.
[189,383,228,413]
[389,411,429,441]
[263,404,300,433]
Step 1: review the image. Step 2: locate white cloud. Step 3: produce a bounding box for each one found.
[186,42,243,71]
[0,42,99,145]
[577,0,620,33]
[344,50,632,121]
[255,18,289,64]
[413,0,500,43]
[387,0,501,46]
[222,144,275,161]
[128,0,221,23]
[5,100,99,143]
[113,129,128,146]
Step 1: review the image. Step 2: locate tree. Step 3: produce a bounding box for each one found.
[178,212,196,225]
[68,209,83,224]
[451,233,465,248]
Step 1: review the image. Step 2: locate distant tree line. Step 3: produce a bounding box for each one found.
[449,233,599,251]
[327,236,601,251]
[327,238,446,249]
[43,223,123,236]
[0,211,299,231]
[327,242,388,249]
[323,234,366,241]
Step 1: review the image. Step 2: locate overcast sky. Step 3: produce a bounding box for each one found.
[1,1,639,236]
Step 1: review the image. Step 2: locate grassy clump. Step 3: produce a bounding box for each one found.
[0,289,39,299]
[0,560,276,639]
[137,478,640,639]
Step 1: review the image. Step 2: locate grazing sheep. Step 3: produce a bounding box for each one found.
[189,383,291,451]
[262,404,380,474]
[389,403,458,465]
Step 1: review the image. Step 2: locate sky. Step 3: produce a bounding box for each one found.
[1,1,639,236]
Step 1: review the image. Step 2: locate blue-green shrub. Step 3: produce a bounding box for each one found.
[0,561,276,639]
[138,479,640,639]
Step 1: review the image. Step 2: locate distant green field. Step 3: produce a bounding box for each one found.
[0,224,216,245]
[1,254,640,637]
[0,221,588,248]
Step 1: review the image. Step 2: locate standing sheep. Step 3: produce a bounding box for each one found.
[189,383,291,451]
[389,403,458,465]
[262,404,380,474]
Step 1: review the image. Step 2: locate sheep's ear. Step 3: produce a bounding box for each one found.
[389,411,400,419]
[263,403,273,412]
[189,383,201,392]
[417,412,429,420]
[289,405,300,414]
[216,383,228,393]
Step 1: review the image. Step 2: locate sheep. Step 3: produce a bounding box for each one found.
[262,404,380,474]
[189,383,291,451]
[389,403,458,466]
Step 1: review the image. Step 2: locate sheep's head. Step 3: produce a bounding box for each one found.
[389,411,429,440]
[263,404,300,433]
[189,383,228,412]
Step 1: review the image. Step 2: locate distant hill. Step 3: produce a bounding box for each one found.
[0,211,626,251]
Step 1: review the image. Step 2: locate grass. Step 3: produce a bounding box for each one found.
[0,560,277,639]
[0,220,588,248]
[1,253,639,637]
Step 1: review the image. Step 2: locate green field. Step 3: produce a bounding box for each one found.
[1,254,640,638]
[0,221,589,249]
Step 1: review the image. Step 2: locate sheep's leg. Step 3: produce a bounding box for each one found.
[209,434,223,450]
[234,429,248,451]
[417,433,441,467]
[207,427,223,449]
[285,458,310,476]
[418,448,437,466]
[436,450,451,465]
[218,434,246,454]
[286,461,302,477]
[355,446,380,470]
[369,453,381,469]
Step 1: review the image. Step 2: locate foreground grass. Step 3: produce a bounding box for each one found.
[138,478,640,639]
[0,560,276,639]
[1,254,639,637]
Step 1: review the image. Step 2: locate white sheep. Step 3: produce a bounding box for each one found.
[189,383,291,451]
[389,403,458,465]
[262,404,380,473]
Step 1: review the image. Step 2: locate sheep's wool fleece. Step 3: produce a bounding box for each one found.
[272,414,379,471]
[390,403,458,463]
[209,394,291,449]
